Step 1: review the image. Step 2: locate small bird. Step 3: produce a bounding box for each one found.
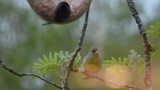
[81,46,102,79]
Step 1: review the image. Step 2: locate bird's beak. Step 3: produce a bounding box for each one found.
[95,51,99,55]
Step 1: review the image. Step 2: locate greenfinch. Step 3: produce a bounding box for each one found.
[81,46,102,74]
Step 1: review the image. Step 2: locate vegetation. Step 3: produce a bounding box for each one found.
[0,0,160,90]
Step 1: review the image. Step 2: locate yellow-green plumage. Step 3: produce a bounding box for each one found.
[81,47,102,74]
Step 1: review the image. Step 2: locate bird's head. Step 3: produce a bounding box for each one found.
[88,46,99,56]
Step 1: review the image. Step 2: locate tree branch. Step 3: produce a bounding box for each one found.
[0,59,62,89]
[72,68,143,90]
[126,0,152,90]
[61,1,92,90]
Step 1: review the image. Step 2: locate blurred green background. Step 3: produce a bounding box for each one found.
[0,0,160,90]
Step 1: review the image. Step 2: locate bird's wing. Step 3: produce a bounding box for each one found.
[81,55,89,67]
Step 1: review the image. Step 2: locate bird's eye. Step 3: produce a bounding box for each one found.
[92,50,96,53]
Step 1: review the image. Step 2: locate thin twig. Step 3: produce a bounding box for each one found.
[126,0,152,90]
[0,59,62,89]
[72,68,143,90]
[61,2,92,90]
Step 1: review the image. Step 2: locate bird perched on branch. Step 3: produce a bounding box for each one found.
[81,46,102,79]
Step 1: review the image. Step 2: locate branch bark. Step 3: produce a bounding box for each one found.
[71,68,143,90]
[126,0,152,90]
[61,2,92,90]
[0,59,62,89]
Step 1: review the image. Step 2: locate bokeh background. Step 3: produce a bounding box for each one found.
[0,0,160,90]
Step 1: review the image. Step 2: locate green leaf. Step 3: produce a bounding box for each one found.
[147,21,160,38]
[118,57,123,64]
[151,51,160,61]
[49,52,54,63]
[127,50,145,73]
[43,55,49,63]
[38,58,45,65]
[111,57,118,63]
[54,52,58,64]
[74,53,82,67]
[32,51,82,76]
[32,53,56,76]
[103,50,145,73]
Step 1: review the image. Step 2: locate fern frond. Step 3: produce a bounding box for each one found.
[32,54,55,76]
[127,50,145,73]
[103,50,145,73]
[103,57,128,69]
[32,51,82,76]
